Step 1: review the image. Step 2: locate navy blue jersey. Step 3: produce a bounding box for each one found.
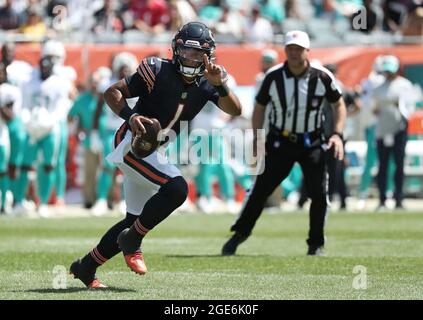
[125,57,220,137]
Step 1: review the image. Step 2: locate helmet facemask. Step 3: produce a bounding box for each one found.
[175,46,212,78]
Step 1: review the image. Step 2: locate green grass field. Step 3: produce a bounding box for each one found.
[1,210,423,300]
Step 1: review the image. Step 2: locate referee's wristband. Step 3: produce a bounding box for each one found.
[118,104,134,122]
[332,132,344,140]
[214,84,229,97]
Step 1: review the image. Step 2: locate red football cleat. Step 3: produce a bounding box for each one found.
[117,228,148,275]
[87,279,108,289]
[123,252,148,275]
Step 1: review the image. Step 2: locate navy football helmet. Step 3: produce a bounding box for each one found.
[172,22,216,78]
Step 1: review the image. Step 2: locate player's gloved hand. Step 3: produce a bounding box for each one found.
[90,130,103,154]
[128,113,154,136]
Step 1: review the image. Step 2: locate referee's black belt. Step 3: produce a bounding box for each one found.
[269,127,322,145]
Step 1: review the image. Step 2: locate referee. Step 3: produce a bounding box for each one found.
[221,30,347,256]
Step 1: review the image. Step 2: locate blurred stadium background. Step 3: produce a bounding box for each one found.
[0,0,423,299]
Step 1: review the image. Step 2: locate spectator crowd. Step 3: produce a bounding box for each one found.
[0,0,421,45]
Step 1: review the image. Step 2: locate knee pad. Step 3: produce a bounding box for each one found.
[160,176,188,206]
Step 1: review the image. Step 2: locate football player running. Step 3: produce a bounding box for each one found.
[70,22,242,288]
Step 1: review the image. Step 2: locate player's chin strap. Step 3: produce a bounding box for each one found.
[180,71,200,86]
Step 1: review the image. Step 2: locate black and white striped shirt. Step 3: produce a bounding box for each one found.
[256,61,342,134]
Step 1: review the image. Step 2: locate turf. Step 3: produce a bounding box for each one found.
[0,210,423,300]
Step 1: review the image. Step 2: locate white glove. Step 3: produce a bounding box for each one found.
[90,130,103,154]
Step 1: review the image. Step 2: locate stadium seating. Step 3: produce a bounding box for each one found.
[93,31,122,44]
[122,30,151,45]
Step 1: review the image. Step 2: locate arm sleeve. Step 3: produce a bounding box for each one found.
[255,73,273,107]
[125,57,159,97]
[209,88,220,106]
[51,84,71,123]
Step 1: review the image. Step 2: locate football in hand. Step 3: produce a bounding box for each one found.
[131,118,162,158]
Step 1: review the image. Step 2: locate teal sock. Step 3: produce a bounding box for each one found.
[8,176,18,199]
[14,169,29,204]
[38,168,54,204]
[55,163,66,199]
[55,129,68,199]
[217,165,235,200]
[0,175,7,210]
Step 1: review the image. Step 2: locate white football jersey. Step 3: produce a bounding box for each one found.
[53,65,77,82]
[53,65,77,121]
[21,70,71,126]
[6,60,33,89]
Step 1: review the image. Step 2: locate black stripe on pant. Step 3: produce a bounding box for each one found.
[230,139,328,247]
